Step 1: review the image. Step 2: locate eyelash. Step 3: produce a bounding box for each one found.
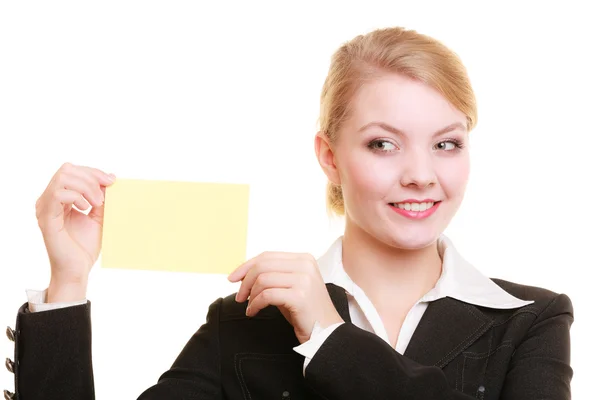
[367,138,465,152]
[436,138,464,151]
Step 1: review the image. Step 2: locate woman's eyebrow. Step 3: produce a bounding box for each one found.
[358,121,467,137]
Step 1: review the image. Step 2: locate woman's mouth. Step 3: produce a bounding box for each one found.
[389,200,441,219]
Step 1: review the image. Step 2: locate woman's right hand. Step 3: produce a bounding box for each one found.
[35,163,116,303]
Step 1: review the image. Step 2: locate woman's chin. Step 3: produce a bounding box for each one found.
[382,228,442,251]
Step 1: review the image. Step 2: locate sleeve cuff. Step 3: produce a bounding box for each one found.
[293,321,345,375]
[26,289,88,313]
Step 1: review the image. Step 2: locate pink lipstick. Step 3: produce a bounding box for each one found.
[389,200,441,219]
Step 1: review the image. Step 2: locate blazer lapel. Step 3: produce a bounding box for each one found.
[325,283,493,369]
[326,283,351,323]
[403,297,493,368]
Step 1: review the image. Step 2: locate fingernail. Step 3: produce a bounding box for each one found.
[107,173,116,182]
[245,306,250,316]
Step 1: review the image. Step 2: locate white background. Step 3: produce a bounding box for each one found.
[1,1,598,398]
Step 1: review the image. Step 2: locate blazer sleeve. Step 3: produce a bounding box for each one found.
[499,293,573,399]
[12,301,95,399]
[304,293,574,400]
[10,298,224,400]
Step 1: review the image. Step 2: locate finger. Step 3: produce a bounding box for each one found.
[53,172,104,207]
[235,258,306,302]
[81,166,116,187]
[228,257,256,283]
[55,163,115,187]
[228,251,310,282]
[245,272,296,304]
[51,163,114,203]
[39,189,90,224]
[72,195,92,212]
[246,288,293,317]
[61,166,108,201]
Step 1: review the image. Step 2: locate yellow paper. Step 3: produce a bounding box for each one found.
[101,178,249,274]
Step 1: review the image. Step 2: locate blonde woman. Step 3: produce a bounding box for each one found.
[6,27,572,399]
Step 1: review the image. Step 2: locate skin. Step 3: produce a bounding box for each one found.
[40,73,470,347]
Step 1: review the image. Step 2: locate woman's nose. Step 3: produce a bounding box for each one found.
[399,150,436,188]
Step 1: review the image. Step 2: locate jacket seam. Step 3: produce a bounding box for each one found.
[531,294,564,328]
[463,342,515,359]
[490,309,538,327]
[436,304,491,368]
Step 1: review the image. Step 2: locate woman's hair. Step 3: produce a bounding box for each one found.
[320,27,478,216]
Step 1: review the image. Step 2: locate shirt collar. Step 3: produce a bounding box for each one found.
[316,234,533,309]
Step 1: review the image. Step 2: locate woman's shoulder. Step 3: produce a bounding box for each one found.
[490,277,574,318]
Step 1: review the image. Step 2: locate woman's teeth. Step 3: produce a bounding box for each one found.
[392,202,435,212]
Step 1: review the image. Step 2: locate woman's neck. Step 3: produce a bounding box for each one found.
[341,221,443,307]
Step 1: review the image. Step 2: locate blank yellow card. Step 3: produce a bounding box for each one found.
[101,178,249,274]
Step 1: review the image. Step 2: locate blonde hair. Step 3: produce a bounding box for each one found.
[320,27,478,216]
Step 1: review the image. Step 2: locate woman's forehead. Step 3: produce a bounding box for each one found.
[344,75,467,136]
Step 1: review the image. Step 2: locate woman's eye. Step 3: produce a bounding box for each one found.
[368,140,396,152]
[435,140,459,151]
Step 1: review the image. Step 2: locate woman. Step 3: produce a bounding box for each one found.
[5,27,573,399]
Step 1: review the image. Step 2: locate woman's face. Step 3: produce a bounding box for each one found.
[318,74,470,249]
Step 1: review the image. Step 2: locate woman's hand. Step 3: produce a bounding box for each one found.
[228,252,344,344]
[35,163,116,302]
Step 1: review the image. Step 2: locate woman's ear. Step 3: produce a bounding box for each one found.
[314,131,341,185]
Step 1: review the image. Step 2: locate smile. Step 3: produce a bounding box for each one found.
[389,200,441,219]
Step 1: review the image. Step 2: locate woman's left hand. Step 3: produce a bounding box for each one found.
[228,251,344,344]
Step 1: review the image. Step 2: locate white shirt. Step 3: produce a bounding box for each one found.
[27,234,533,374]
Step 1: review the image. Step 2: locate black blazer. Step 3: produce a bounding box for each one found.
[6,279,573,399]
